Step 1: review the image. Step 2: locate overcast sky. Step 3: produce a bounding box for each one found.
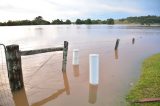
[0,0,160,22]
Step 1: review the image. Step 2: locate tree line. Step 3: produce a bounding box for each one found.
[1,15,159,26]
[118,15,160,25]
[75,18,114,24]
[0,16,71,26]
[0,16,114,26]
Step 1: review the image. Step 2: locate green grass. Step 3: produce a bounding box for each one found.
[126,53,160,106]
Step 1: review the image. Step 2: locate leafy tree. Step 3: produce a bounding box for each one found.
[75,19,84,24]
[35,16,43,20]
[85,19,92,24]
[7,20,15,26]
[106,18,114,24]
[92,20,101,24]
[0,22,4,26]
[51,19,64,24]
[102,20,107,24]
[32,16,50,25]
[65,19,71,24]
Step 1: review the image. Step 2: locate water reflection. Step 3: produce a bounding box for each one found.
[35,27,43,30]
[132,38,135,44]
[1,25,160,106]
[114,50,119,60]
[88,84,98,104]
[87,25,91,29]
[13,88,29,106]
[73,65,80,77]
[63,72,70,95]
[34,27,43,36]
[31,72,70,106]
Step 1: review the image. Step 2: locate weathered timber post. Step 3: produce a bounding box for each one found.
[115,39,120,50]
[62,41,68,72]
[6,45,24,91]
[132,38,135,44]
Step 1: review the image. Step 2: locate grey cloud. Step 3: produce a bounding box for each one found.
[0,4,15,10]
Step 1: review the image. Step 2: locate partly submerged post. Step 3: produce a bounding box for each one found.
[72,49,79,65]
[115,39,120,50]
[6,45,24,91]
[89,54,99,85]
[62,41,68,72]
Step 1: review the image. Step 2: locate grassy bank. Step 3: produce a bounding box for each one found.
[126,53,160,106]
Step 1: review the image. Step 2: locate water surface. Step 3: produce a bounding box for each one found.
[0,25,160,106]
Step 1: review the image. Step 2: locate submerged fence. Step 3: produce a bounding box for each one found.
[0,37,136,106]
[0,41,68,92]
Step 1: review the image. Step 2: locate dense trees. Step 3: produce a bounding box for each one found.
[0,16,115,26]
[0,15,159,26]
[118,15,160,25]
[51,19,72,24]
[75,18,114,24]
[106,18,114,24]
[32,16,50,25]
[0,16,116,26]
[51,19,63,24]
[85,19,92,24]
[75,18,94,24]
[65,19,72,24]
[0,16,72,26]
[75,19,84,24]
[0,16,50,26]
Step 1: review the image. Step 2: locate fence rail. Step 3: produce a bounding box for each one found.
[20,47,64,56]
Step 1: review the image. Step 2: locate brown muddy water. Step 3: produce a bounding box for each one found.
[0,25,160,106]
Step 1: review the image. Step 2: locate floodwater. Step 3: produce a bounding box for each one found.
[0,25,160,106]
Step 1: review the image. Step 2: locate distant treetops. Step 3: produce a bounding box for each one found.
[0,16,114,26]
[117,15,160,25]
[0,15,159,26]
[75,18,114,24]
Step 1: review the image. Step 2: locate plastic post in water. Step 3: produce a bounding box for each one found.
[72,49,79,65]
[89,54,99,85]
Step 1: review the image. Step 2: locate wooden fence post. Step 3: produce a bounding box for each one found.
[62,41,68,72]
[115,39,120,50]
[6,45,24,91]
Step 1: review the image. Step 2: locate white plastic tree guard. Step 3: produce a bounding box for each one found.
[72,49,79,65]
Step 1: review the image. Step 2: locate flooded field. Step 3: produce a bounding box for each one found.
[0,25,160,106]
